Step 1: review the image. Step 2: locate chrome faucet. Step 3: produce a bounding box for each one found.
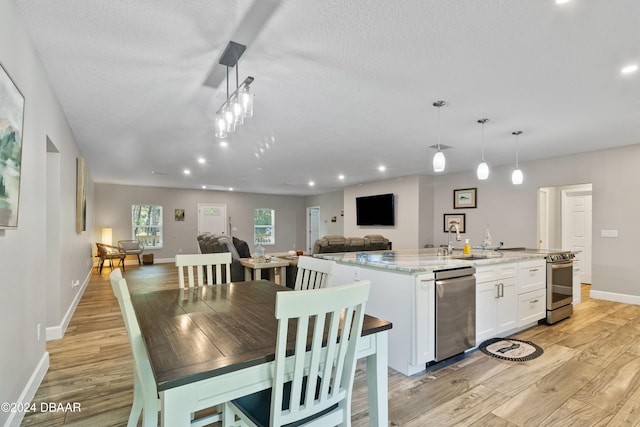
[448,223,461,255]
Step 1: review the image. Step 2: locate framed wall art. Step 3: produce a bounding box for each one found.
[76,157,88,232]
[175,209,185,221]
[454,187,477,209]
[443,213,465,233]
[0,63,25,229]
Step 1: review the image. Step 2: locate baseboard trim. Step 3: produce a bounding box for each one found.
[46,269,91,341]
[590,290,640,305]
[3,352,49,427]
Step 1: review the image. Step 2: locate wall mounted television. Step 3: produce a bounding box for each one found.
[356,193,395,226]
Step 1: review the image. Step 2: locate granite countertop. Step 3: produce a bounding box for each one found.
[315,248,546,274]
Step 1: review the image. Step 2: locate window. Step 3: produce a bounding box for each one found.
[254,208,275,245]
[132,204,163,249]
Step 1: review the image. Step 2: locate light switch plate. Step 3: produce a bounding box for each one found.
[600,229,618,238]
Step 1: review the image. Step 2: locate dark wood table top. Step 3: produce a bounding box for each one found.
[130,279,392,391]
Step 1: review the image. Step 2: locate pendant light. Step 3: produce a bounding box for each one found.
[476,118,489,180]
[511,131,523,185]
[432,101,446,172]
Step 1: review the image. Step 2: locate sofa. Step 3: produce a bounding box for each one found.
[311,234,390,254]
[196,233,252,282]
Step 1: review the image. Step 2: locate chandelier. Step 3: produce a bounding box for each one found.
[215,41,254,139]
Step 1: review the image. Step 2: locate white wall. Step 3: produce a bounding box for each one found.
[305,190,344,238]
[94,184,307,258]
[431,145,638,299]
[0,2,94,425]
[343,175,433,249]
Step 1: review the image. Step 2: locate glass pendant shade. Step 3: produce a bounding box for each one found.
[433,150,446,172]
[224,106,236,133]
[240,88,253,118]
[214,115,227,139]
[477,162,489,180]
[512,168,523,185]
[231,98,244,125]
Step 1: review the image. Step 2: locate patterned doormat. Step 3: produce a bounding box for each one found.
[479,338,544,362]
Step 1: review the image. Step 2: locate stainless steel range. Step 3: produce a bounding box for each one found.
[544,251,574,324]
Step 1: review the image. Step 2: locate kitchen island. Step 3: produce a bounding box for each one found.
[317,249,547,375]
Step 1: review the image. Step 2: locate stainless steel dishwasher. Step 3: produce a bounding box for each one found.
[434,267,476,362]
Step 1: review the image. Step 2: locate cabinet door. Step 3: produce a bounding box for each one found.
[414,279,434,365]
[476,281,498,343]
[497,277,518,334]
[518,260,546,293]
[518,289,546,326]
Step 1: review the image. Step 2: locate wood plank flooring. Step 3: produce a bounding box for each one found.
[22,264,640,426]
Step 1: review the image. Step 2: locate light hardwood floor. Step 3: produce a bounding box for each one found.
[22,264,640,426]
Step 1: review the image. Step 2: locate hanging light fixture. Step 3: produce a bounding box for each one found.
[476,118,490,180]
[432,101,446,172]
[215,41,255,139]
[511,131,523,185]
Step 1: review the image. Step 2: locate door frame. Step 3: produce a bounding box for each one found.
[306,206,320,253]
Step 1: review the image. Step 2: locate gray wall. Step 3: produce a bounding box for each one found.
[0,2,95,424]
[305,190,345,240]
[94,184,307,258]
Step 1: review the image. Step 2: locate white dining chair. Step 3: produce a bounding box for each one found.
[175,252,232,288]
[108,269,221,427]
[224,280,370,427]
[294,256,336,290]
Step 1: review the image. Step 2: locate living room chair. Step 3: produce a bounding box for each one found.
[118,240,144,265]
[108,269,222,427]
[175,253,232,288]
[96,242,126,273]
[294,256,336,290]
[224,280,370,427]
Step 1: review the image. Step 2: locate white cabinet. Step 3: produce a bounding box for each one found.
[517,259,546,294]
[517,259,547,327]
[573,258,582,305]
[476,265,517,343]
[413,276,435,366]
[518,289,546,326]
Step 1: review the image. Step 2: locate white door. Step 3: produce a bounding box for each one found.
[562,190,592,284]
[198,204,227,236]
[306,206,320,253]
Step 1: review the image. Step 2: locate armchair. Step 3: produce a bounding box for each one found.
[118,240,144,265]
[96,243,126,273]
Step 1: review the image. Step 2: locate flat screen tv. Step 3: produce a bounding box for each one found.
[356,193,395,226]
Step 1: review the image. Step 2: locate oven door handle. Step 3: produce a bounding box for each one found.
[550,261,573,269]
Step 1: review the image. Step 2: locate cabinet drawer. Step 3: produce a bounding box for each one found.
[518,289,546,326]
[518,260,546,293]
[476,266,497,283]
[498,263,517,279]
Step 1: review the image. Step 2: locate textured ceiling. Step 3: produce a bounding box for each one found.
[15,0,640,195]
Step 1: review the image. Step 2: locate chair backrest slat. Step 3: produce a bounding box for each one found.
[175,253,232,288]
[271,280,370,426]
[294,256,336,291]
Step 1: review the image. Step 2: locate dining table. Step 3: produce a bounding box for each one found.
[130,279,392,427]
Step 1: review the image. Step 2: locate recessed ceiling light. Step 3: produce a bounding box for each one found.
[555,0,572,4]
[184,169,191,175]
[228,187,234,191]
[220,141,228,147]
[378,165,386,172]
[621,64,638,74]
[197,157,205,164]
[309,181,315,187]
[338,174,345,180]
[201,185,206,189]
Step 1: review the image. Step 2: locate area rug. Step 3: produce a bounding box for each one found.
[479,338,544,362]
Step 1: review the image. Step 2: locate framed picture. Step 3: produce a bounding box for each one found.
[443,213,465,233]
[174,209,185,221]
[75,157,88,232]
[454,188,477,209]
[0,63,25,229]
